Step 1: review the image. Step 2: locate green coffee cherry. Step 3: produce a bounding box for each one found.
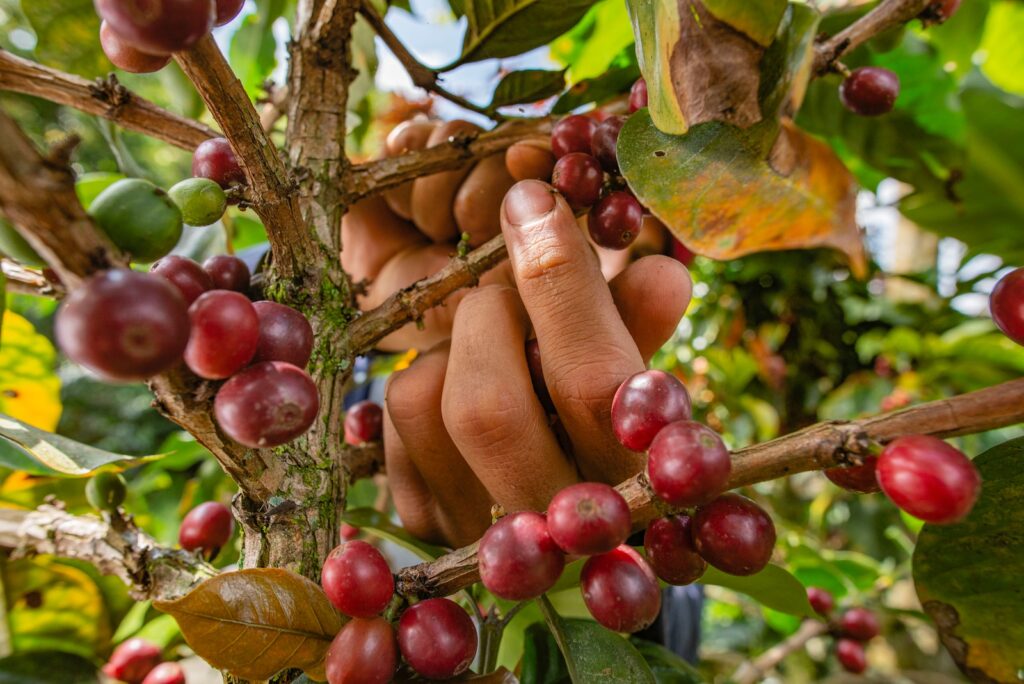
[85,471,127,512]
[89,179,183,263]
[168,178,228,227]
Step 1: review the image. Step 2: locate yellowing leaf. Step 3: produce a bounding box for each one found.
[155,568,344,681]
[0,311,60,431]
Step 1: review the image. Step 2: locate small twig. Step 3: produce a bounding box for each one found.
[0,259,64,298]
[733,620,830,684]
[813,0,934,75]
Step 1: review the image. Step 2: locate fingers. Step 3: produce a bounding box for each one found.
[505,140,556,182]
[341,195,427,285]
[454,153,515,247]
[608,255,692,363]
[411,120,483,243]
[383,120,437,220]
[383,407,444,545]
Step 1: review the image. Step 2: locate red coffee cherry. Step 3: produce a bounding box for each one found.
[325,617,398,684]
[825,456,881,493]
[551,115,596,158]
[321,540,394,618]
[202,254,251,292]
[179,501,233,557]
[95,0,215,56]
[840,607,880,642]
[840,67,900,116]
[150,254,213,305]
[546,482,631,556]
[591,115,626,173]
[647,421,731,508]
[55,269,189,382]
[141,661,186,684]
[252,301,314,368]
[581,545,662,633]
[214,361,320,448]
[643,515,706,586]
[990,267,1024,345]
[693,494,776,576]
[215,0,245,25]
[876,435,980,524]
[588,191,643,250]
[611,370,692,451]
[478,511,566,600]
[193,137,246,189]
[629,78,648,113]
[344,400,383,446]
[836,638,868,674]
[184,290,260,379]
[102,638,162,684]
[397,598,478,680]
[100,21,171,73]
[340,523,360,541]
[551,152,604,211]
[806,587,835,617]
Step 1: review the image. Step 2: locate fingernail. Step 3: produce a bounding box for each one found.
[503,180,556,227]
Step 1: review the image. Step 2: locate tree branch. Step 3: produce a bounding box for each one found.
[0,50,215,151]
[813,0,934,75]
[1,259,64,298]
[396,378,1024,599]
[733,619,830,684]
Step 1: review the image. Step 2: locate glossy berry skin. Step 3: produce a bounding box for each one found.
[325,617,398,684]
[546,482,631,556]
[588,191,644,250]
[100,21,171,73]
[141,661,186,684]
[214,361,320,448]
[344,400,383,445]
[840,67,900,116]
[86,471,127,511]
[184,290,259,379]
[321,541,394,618]
[806,587,835,617]
[990,267,1024,345]
[179,501,233,555]
[102,638,162,684]
[825,456,881,494]
[611,370,692,451]
[840,607,880,641]
[693,494,776,576]
[551,152,604,211]
[151,255,214,305]
[647,421,731,507]
[551,115,597,158]
[252,301,314,368]
[591,115,626,173]
[643,515,706,586]
[478,511,565,600]
[398,598,478,680]
[192,137,246,189]
[202,254,251,292]
[215,0,245,25]
[525,338,555,414]
[629,78,648,113]
[94,0,215,56]
[836,638,867,674]
[876,435,980,524]
[581,545,662,633]
[55,270,189,382]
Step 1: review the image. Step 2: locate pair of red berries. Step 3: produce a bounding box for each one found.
[102,638,185,684]
[807,588,880,674]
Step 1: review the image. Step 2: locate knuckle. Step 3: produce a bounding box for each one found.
[550,348,637,419]
[385,357,446,426]
[442,383,532,450]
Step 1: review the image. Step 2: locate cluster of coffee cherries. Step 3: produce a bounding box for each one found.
[102,638,186,684]
[807,588,881,675]
[96,0,243,74]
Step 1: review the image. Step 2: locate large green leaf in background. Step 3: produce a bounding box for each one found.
[550,0,635,84]
[702,565,817,619]
[20,0,108,78]
[229,0,288,100]
[978,1,1024,97]
[914,437,1024,682]
[489,69,566,111]
[0,412,149,476]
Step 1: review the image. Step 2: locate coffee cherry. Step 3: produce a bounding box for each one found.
[95,0,215,56]
[478,511,565,600]
[100,21,171,73]
[551,115,597,158]
[56,270,190,381]
[169,177,227,227]
[192,137,245,189]
[990,267,1024,345]
[86,471,127,511]
[525,338,556,414]
[840,67,899,116]
[611,370,692,451]
[340,523,360,541]
[214,361,320,448]
[643,515,706,586]
[215,0,245,25]
[397,598,478,680]
[806,587,834,617]
[184,290,259,379]
[836,638,867,674]
[252,301,314,368]
[102,638,162,684]
[876,435,980,524]
[591,115,626,173]
[840,607,880,641]
[344,401,383,446]
[89,178,183,263]
[141,661,185,684]
[693,494,776,576]
[150,255,214,305]
[824,456,881,494]
[647,421,731,507]
[321,540,394,618]
[505,141,556,182]
[179,501,233,557]
[202,254,251,292]
[551,152,604,211]
[581,545,661,633]
[629,78,648,113]
[588,191,643,250]
[325,617,398,684]
[546,482,631,556]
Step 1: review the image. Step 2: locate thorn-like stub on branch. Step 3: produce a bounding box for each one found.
[89,73,131,110]
[46,134,81,167]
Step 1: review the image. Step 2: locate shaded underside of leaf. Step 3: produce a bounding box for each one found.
[490,69,567,110]
[0,412,148,476]
[701,564,817,618]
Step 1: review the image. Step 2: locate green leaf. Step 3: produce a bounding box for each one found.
[0,651,98,683]
[701,564,817,618]
[553,58,639,114]
[489,69,566,110]
[550,0,636,83]
[342,507,447,560]
[913,437,1024,682]
[0,412,149,476]
[979,1,1024,96]
[21,0,108,78]
[75,173,126,210]
[229,0,287,100]
[630,639,704,684]
[701,0,787,47]
[520,621,571,683]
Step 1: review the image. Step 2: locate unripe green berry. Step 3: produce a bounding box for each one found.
[168,178,228,227]
[86,471,127,511]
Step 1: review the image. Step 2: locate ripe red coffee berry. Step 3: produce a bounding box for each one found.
[202,254,251,292]
[990,267,1024,345]
[184,290,259,379]
[100,21,171,73]
[840,67,900,116]
[141,661,186,684]
[215,0,245,25]
[643,515,706,585]
[478,511,565,600]
[581,545,662,633]
[193,137,246,189]
[806,587,835,617]
[102,638,162,684]
[647,421,731,507]
[840,607,880,641]
[55,269,189,382]
[546,482,631,556]
[876,435,980,524]
[629,78,648,113]
[252,301,314,367]
[591,115,626,173]
[344,400,383,445]
[611,370,692,451]
[836,638,867,674]
[551,152,604,211]
[551,115,597,158]
[325,617,398,684]
[150,255,213,305]
[321,540,394,618]
[825,456,881,494]
[179,501,233,556]
[398,598,478,680]
[340,523,360,541]
[694,494,776,576]
[588,191,643,250]
[95,0,214,55]
[214,361,319,447]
